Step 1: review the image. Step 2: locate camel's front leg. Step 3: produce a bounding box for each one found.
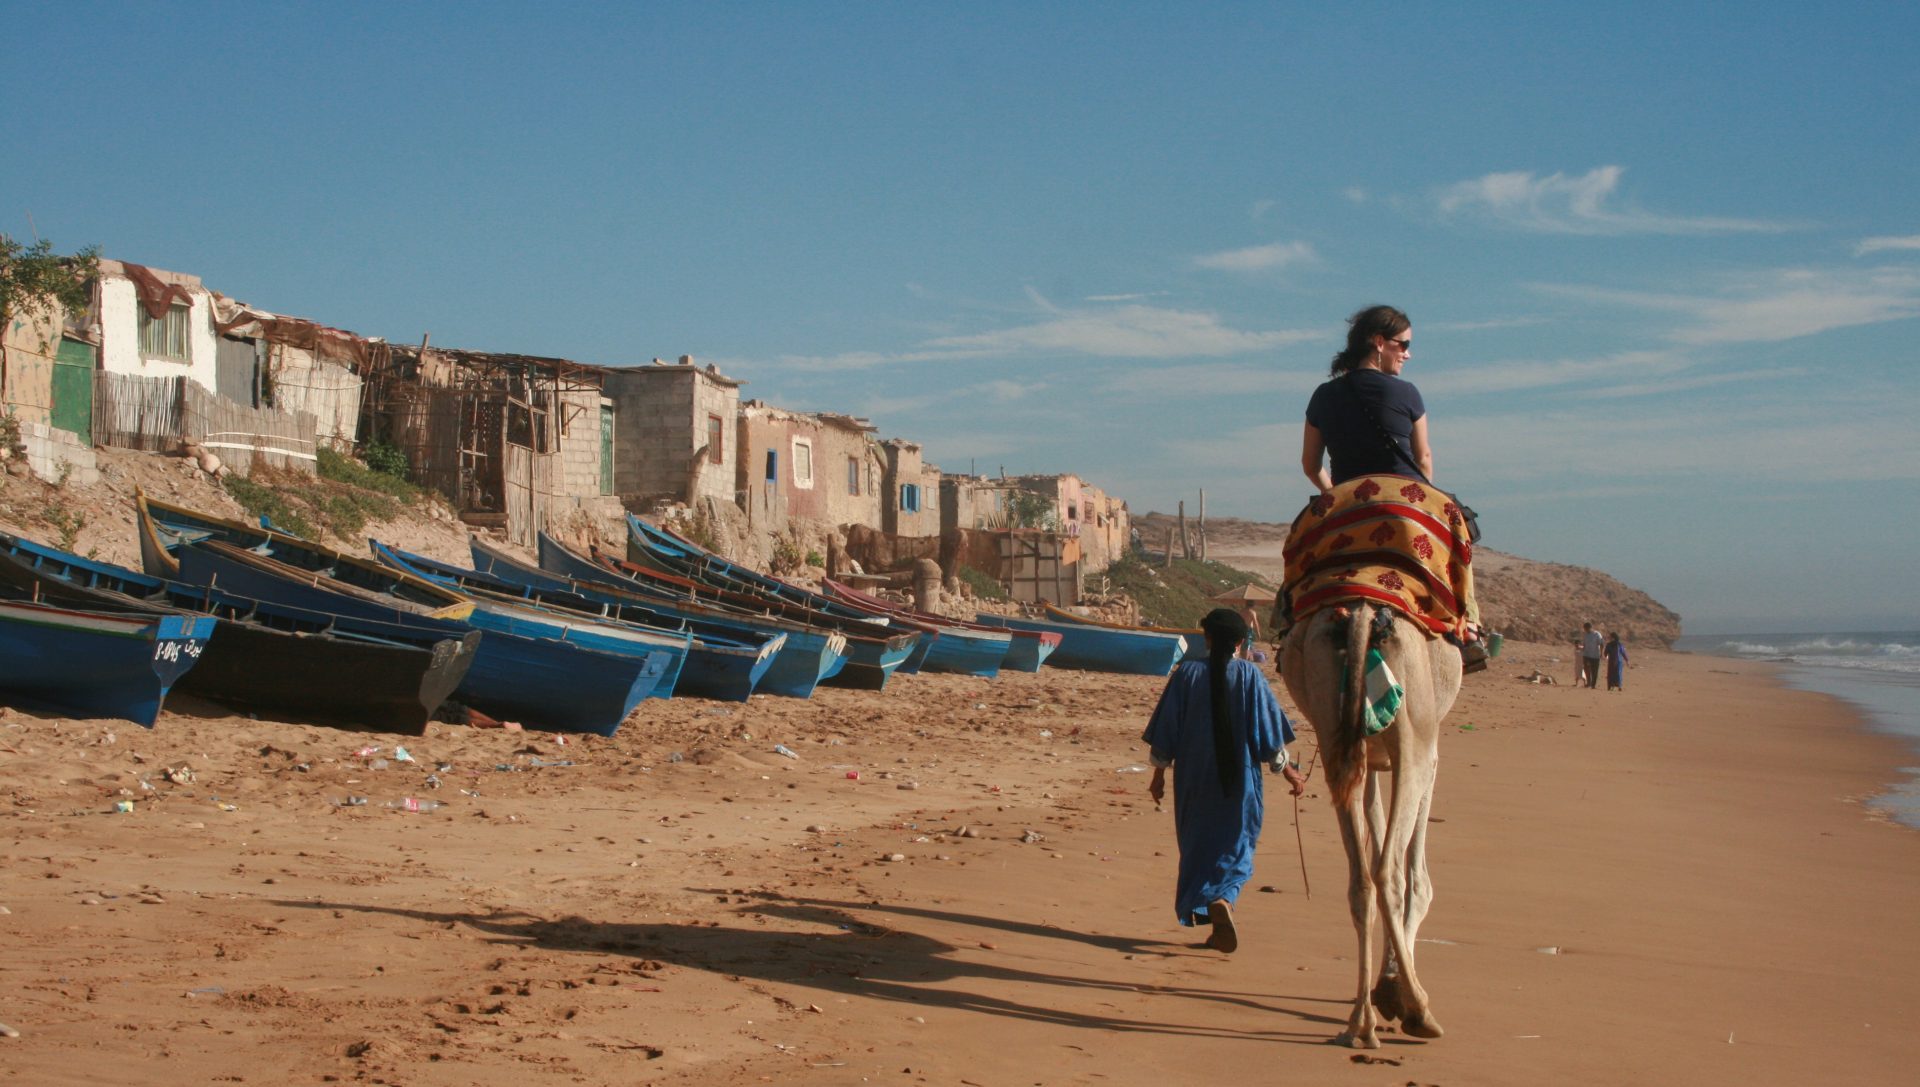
[1334,784,1382,1049]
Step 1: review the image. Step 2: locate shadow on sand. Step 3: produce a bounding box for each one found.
[281,889,1349,1043]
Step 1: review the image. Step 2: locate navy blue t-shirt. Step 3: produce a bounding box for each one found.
[1305,370,1426,485]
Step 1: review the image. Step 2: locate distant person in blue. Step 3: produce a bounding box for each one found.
[1144,608,1306,953]
[1606,631,1629,691]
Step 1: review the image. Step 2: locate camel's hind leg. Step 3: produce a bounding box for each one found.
[1334,776,1382,1049]
[1364,771,1407,1024]
[1375,751,1443,1039]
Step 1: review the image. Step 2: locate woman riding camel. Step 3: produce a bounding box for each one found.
[1296,305,1485,667]
[1302,305,1428,493]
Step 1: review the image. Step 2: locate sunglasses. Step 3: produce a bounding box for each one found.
[1383,337,1411,351]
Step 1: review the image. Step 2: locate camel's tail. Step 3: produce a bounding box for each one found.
[1327,604,1374,808]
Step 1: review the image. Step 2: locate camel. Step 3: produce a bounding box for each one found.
[1281,601,1463,1049]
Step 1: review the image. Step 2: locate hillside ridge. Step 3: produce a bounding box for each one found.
[1134,510,1682,648]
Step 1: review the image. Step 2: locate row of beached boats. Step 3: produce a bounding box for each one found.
[0,492,1203,734]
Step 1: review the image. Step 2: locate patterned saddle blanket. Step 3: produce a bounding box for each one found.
[1280,474,1476,639]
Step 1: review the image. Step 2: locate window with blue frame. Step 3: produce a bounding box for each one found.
[900,483,920,513]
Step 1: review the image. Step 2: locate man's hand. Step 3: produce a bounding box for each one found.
[1282,764,1307,797]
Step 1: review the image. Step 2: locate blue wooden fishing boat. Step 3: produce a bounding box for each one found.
[824,578,1063,673]
[476,534,846,699]
[136,492,676,735]
[0,532,480,733]
[370,540,782,703]
[172,538,671,736]
[137,491,693,707]
[593,537,915,691]
[818,579,1013,678]
[972,611,1188,675]
[0,598,213,727]
[621,516,921,690]
[1040,604,1208,662]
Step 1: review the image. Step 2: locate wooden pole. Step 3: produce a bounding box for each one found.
[1198,489,1207,561]
[1178,500,1191,560]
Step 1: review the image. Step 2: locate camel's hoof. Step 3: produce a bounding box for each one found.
[1370,981,1406,1023]
[1337,1030,1382,1050]
[1400,1012,1445,1040]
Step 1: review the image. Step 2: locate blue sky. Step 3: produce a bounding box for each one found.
[5,2,1916,633]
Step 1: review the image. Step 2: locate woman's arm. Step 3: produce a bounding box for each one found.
[1410,415,1433,480]
[1301,422,1333,494]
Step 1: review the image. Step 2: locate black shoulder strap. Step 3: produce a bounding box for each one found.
[1343,372,1433,487]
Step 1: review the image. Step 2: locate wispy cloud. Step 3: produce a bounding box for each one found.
[1539,266,1920,343]
[1430,315,1549,333]
[920,299,1319,359]
[763,295,1315,373]
[764,348,955,373]
[1109,361,1321,399]
[1163,421,1295,469]
[1447,387,1920,488]
[1857,234,1920,255]
[978,379,1033,402]
[1580,366,1806,399]
[851,377,1038,421]
[1435,165,1789,236]
[1421,349,1693,396]
[1193,240,1317,273]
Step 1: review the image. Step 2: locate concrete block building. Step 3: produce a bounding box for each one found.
[601,356,743,510]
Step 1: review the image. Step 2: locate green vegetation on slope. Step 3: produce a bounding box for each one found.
[222,447,435,544]
[1097,551,1276,629]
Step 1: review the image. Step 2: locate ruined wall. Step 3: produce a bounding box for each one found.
[736,406,798,535]
[879,439,939,538]
[940,475,1008,532]
[815,423,880,529]
[0,306,62,427]
[1076,483,1130,574]
[264,342,362,450]
[553,385,608,499]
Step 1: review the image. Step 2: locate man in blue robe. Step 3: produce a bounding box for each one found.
[1144,608,1305,952]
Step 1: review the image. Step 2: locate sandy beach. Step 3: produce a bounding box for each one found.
[2,637,1917,1086]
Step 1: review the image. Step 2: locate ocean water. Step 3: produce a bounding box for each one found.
[1675,631,1920,829]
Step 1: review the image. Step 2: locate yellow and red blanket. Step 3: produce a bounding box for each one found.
[1281,474,1476,639]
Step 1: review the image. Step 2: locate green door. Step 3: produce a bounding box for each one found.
[599,404,615,495]
[50,338,94,442]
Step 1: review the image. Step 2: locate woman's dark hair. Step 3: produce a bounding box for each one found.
[1200,607,1250,796]
[1330,304,1410,375]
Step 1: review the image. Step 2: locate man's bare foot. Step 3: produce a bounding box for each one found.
[1204,899,1238,953]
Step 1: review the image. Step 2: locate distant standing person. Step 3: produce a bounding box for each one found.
[1233,602,1262,662]
[1605,632,1628,691]
[1144,608,1305,953]
[1579,622,1604,688]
